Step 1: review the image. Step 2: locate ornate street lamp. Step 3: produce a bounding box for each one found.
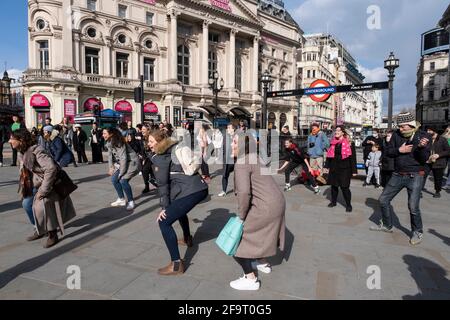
[208,71,224,128]
[384,52,400,130]
[261,70,272,130]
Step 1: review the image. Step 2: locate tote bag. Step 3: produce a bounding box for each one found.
[215,215,244,256]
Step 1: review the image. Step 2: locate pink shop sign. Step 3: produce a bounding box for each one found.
[210,0,231,12]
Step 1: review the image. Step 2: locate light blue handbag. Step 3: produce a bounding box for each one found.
[215,215,244,256]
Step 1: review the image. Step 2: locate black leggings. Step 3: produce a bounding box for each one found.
[0,142,3,163]
[285,161,317,187]
[222,164,235,192]
[234,257,254,274]
[331,185,352,207]
[76,147,88,163]
[142,159,156,187]
[201,157,210,177]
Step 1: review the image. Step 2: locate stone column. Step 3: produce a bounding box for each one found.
[74,36,80,72]
[252,35,260,92]
[202,20,211,87]
[62,0,74,69]
[229,29,237,90]
[105,41,112,76]
[169,10,179,81]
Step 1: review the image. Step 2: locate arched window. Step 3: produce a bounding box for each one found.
[177,44,190,85]
[235,55,242,91]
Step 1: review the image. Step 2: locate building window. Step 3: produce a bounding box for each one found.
[118,5,127,19]
[87,27,97,38]
[144,58,155,81]
[209,33,220,43]
[145,40,153,49]
[307,70,310,78]
[177,23,193,37]
[116,53,129,78]
[429,77,435,86]
[429,90,434,101]
[208,50,218,78]
[177,45,190,85]
[38,41,49,70]
[280,81,286,90]
[312,70,316,78]
[85,47,99,74]
[283,52,287,61]
[235,55,242,91]
[87,0,97,11]
[118,34,126,44]
[272,48,276,57]
[173,107,181,127]
[146,12,154,26]
[36,19,46,30]
[430,62,435,71]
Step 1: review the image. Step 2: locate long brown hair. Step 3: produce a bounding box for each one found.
[104,127,125,148]
[11,128,35,153]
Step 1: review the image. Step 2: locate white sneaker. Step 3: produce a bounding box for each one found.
[111,198,126,207]
[218,191,226,197]
[230,275,260,291]
[0,162,3,167]
[126,201,135,211]
[251,261,272,274]
[138,172,142,176]
[313,186,320,194]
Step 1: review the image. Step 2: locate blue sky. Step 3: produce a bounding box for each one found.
[0,0,448,113]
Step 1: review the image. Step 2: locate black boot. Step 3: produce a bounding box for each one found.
[142,184,150,194]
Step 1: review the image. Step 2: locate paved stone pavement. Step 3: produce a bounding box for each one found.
[0,145,449,300]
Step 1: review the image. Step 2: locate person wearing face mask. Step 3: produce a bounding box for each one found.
[380,130,395,188]
[362,129,383,181]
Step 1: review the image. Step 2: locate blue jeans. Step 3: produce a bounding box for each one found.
[22,188,37,225]
[159,189,208,261]
[111,170,134,201]
[378,172,424,233]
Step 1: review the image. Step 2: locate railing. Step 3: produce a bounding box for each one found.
[239,92,253,99]
[23,69,77,81]
[184,85,202,94]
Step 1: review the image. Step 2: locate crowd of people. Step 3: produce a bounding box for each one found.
[2,111,450,291]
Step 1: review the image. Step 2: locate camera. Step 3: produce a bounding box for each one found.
[309,142,315,148]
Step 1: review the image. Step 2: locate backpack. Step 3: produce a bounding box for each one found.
[174,144,201,176]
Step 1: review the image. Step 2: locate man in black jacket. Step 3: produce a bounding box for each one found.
[422,126,450,198]
[370,113,431,246]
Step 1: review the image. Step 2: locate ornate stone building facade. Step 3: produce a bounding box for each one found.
[24,0,303,130]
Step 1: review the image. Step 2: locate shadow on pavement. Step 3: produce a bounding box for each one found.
[183,208,233,271]
[73,174,110,185]
[0,203,158,289]
[0,200,22,214]
[267,227,295,267]
[322,186,347,208]
[402,255,450,300]
[366,197,411,237]
[0,180,19,188]
[428,228,450,247]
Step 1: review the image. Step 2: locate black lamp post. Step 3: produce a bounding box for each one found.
[208,71,224,128]
[261,70,272,130]
[384,52,400,130]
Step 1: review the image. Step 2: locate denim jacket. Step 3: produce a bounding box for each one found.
[307,132,330,158]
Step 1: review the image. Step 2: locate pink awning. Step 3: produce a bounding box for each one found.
[30,94,50,107]
[115,100,133,112]
[84,98,104,111]
[143,102,158,113]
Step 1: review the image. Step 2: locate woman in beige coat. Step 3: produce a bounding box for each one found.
[230,135,286,291]
[10,129,76,248]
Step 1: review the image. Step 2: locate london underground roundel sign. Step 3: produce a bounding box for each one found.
[307,79,333,102]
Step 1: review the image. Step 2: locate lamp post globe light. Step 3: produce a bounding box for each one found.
[208,71,224,128]
[384,52,400,130]
[261,70,272,130]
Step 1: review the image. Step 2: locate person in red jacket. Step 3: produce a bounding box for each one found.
[278,139,320,194]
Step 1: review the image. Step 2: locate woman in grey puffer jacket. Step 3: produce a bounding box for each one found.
[103,127,141,210]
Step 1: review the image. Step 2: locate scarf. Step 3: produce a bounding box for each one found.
[400,122,421,138]
[327,136,352,160]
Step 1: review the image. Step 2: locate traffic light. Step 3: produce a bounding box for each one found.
[134,87,142,103]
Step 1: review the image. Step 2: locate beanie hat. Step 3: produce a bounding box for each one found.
[396,112,416,128]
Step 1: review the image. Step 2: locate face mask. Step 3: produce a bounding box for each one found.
[373,133,378,138]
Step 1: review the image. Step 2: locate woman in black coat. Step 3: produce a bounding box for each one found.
[324,126,357,212]
[90,123,104,163]
[73,125,88,164]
